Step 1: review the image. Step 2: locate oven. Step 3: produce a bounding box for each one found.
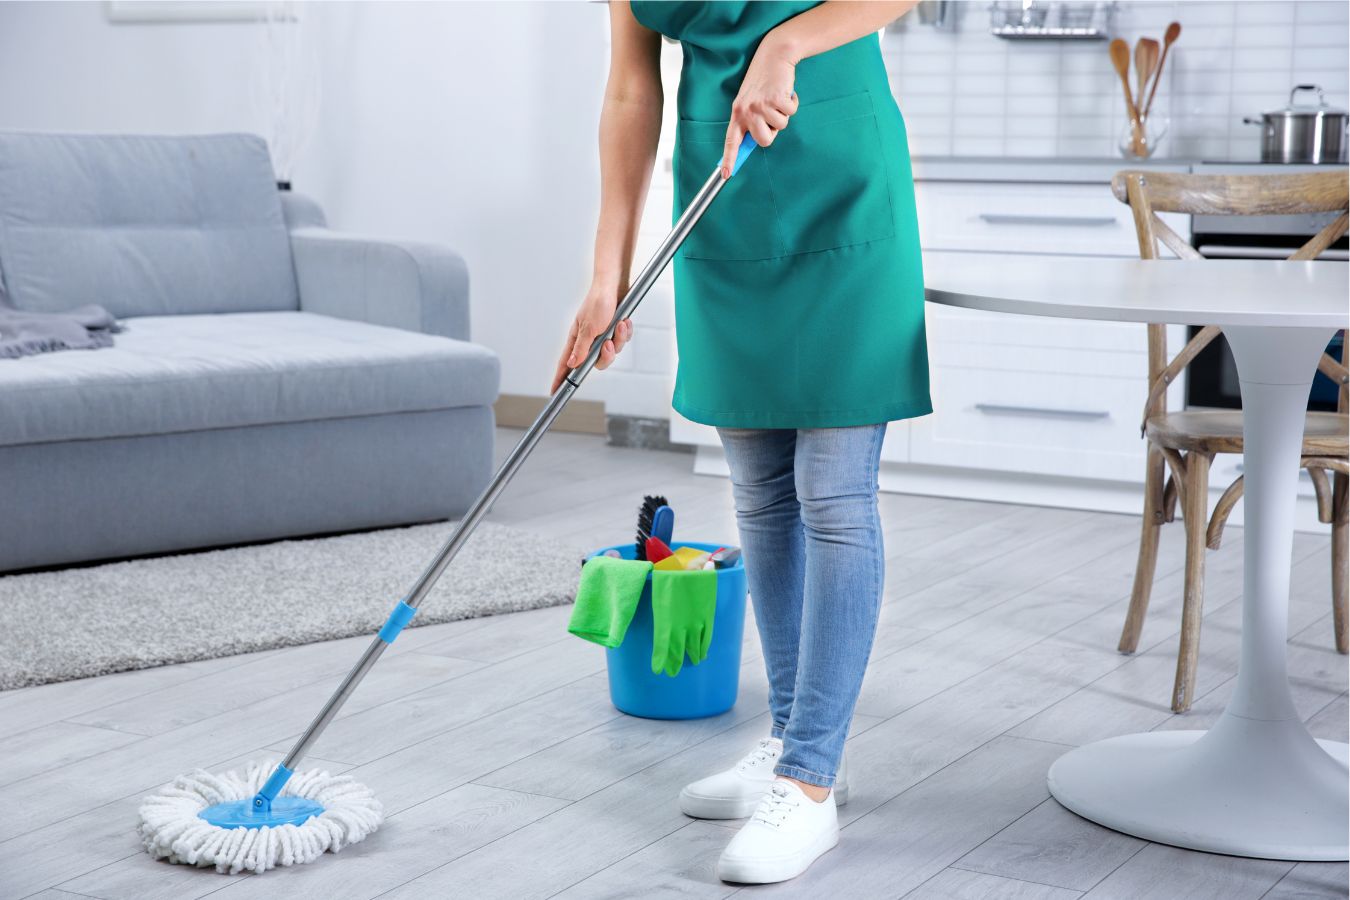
[1184,163,1347,414]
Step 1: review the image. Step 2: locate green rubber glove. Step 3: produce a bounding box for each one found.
[650,568,717,677]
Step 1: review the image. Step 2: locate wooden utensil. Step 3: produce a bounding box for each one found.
[1110,39,1143,154]
[1143,21,1182,117]
[1136,38,1160,106]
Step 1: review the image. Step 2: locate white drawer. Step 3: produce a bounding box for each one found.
[925,300,1149,359]
[915,181,1191,257]
[910,365,1149,482]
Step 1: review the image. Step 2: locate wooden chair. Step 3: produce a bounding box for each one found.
[1111,169,1349,713]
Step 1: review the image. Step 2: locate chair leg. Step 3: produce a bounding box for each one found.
[1173,451,1211,714]
[1333,472,1348,655]
[1121,443,1167,654]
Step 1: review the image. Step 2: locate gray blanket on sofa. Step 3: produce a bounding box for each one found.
[0,299,122,359]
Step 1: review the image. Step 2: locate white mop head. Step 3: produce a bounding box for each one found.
[138,760,384,874]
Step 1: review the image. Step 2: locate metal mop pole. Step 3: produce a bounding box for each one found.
[247,137,759,814]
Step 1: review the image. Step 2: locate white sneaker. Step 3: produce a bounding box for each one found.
[716,779,840,884]
[680,736,782,819]
[679,737,849,819]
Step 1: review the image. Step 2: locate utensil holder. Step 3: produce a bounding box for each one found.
[1119,114,1169,159]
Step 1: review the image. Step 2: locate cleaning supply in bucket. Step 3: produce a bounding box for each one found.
[568,556,653,648]
[635,495,673,559]
[646,536,675,564]
[650,568,718,676]
[710,546,741,569]
[654,545,711,571]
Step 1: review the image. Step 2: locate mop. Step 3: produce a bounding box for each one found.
[138,134,760,875]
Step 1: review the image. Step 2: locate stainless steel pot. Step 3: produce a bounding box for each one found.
[1243,85,1348,164]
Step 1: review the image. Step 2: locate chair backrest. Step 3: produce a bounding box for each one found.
[0,132,299,319]
[1111,169,1349,425]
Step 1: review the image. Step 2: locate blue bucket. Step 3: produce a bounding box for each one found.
[585,541,747,719]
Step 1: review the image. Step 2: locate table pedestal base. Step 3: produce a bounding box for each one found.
[1048,325,1349,861]
[1049,709,1349,860]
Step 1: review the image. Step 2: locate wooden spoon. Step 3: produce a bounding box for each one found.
[1143,22,1182,117]
[1109,39,1142,153]
[1109,39,1138,119]
[1136,38,1160,107]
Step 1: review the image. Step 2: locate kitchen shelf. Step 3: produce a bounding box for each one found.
[989,24,1110,40]
[988,1,1115,41]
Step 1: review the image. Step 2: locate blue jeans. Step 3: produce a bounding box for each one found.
[715,423,887,790]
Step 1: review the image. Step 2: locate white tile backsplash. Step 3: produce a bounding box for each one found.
[882,0,1349,160]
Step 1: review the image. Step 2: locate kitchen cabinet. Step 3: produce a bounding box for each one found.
[908,173,1190,497]
[914,179,1189,258]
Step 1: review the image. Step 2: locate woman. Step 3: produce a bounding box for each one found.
[551,0,928,884]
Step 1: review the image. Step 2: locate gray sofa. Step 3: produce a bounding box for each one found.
[0,132,500,572]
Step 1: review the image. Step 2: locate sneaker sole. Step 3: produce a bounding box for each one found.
[679,788,763,820]
[679,781,850,820]
[716,823,841,884]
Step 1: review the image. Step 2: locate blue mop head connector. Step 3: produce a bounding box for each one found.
[731,132,756,177]
[197,763,325,828]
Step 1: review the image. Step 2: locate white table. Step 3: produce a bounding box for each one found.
[924,252,1350,862]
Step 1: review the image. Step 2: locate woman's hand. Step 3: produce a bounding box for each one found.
[720,36,800,178]
[550,283,633,394]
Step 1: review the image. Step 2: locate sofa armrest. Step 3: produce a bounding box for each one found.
[281,191,328,230]
[289,227,471,341]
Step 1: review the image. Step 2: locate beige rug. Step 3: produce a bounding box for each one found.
[0,521,583,690]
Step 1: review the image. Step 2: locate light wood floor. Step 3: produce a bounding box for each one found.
[1,427,1346,900]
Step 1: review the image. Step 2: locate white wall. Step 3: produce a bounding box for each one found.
[0,0,611,401]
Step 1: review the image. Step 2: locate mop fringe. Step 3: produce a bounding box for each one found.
[138,760,383,874]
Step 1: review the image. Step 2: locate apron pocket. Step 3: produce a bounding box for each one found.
[675,119,786,261]
[765,89,896,255]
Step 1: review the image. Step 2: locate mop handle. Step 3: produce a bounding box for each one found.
[265,135,759,788]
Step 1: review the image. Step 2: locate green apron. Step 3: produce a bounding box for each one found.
[630,0,931,429]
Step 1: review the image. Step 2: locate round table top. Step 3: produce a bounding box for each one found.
[923,252,1349,328]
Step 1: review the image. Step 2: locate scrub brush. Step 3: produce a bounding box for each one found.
[635,495,673,560]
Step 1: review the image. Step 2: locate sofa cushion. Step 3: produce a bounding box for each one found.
[0,312,500,447]
[0,132,298,318]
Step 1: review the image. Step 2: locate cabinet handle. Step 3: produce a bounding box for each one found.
[975,403,1111,420]
[977,213,1117,227]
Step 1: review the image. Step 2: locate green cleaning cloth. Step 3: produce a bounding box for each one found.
[568,556,653,648]
[651,568,718,677]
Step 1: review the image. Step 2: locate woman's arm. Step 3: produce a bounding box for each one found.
[720,0,920,177]
[551,0,663,394]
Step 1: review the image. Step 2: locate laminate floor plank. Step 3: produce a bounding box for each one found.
[1262,861,1349,899]
[262,634,607,765]
[205,783,570,900]
[1079,844,1291,900]
[903,868,1085,900]
[952,798,1145,891]
[547,820,739,900]
[0,721,144,788]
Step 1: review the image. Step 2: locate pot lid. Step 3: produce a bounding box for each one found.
[1264,84,1347,117]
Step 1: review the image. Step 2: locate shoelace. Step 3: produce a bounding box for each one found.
[751,783,799,828]
[736,739,780,772]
